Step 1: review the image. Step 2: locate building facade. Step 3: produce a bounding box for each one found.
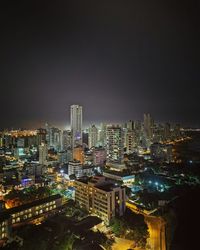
[106,125,124,165]
[70,105,82,148]
[74,176,126,224]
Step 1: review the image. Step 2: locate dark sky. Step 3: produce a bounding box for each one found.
[0,0,200,129]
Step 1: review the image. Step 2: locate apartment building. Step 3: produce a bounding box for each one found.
[74,176,126,224]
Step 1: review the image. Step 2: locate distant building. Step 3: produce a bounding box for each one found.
[124,129,135,154]
[164,123,171,140]
[150,143,173,163]
[98,123,107,147]
[62,130,71,150]
[73,146,84,164]
[57,151,68,164]
[74,176,126,224]
[39,143,48,165]
[84,151,93,165]
[88,125,98,148]
[70,105,82,147]
[36,128,47,147]
[45,124,62,151]
[68,160,83,178]
[103,171,135,187]
[144,113,154,139]
[93,147,106,166]
[106,125,124,165]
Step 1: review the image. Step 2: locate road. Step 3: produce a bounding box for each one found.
[112,237,134,250]
[126,202,166,250]
[145,216,166,250]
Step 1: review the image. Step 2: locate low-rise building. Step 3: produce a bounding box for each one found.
[103,171,135,187]
[0,194,63,245]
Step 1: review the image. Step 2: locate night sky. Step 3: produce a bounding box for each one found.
[1,1,199,129]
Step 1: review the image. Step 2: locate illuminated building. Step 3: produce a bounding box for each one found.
[88,124,98,148]
[164,123,171,140]
[124,129,135,154]
[68,160,83,178]
[84,151,93,165]
[0,194,63,245]
[106,125,124,165]
[36,128,47,146]
[150,143,173,163]
[62,130,71,150]
[98,123,107,146]
[22,163,46,177]
[173,124,181,139]
[45,124,62,151]
[0,215,10,244]
[93,147,106,166]
[73,145,84,164]
[74,176,126,224]
[70,104,82,147]
[103,171,135,187]
[39,143,48,165]
[144,113,154,139]
[57,151,68,164]
[125,120,134,130]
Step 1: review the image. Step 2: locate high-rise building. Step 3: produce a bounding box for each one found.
[144,113,154,139]
[124,129,135,154]
[73,145,84,164]
[39,143,48,165]
[70,105,82,147]
[62,130,71,150]
[126,120,134,130]
[164,123,171,141]
[106,125,124,164]
[93,147,107,166]
[36,128,47,147]
[88,124,98,148]
[45,124,62,151]
[98,123,107,147]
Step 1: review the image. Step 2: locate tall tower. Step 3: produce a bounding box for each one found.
[39,142,48,165]
[88,124,98,148]
[70,105,83,148]
[106,125,124,165]
[144,113,153,139]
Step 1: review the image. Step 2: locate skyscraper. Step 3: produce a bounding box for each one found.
[106,125,124,165]
[39,142,48,165]
[144,113,154,139]
[98,123,107,147]
[88,124,98,148]
[124,129,135,154]
[70,105,82,148]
